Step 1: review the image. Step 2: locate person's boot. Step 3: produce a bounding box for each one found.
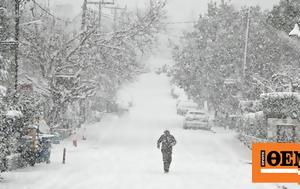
[163,162,168,173]
[164,164,169,173]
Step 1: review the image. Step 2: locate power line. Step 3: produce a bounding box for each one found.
[31,0,70,23]
[82,0,115,32]
[164,21,197,25]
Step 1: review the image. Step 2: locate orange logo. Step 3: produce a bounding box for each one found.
[252,143,300,184]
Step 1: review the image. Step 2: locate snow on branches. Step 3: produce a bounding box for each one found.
[18,0,166,126]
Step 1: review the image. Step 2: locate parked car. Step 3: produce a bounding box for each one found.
[183,110,211,130]
[155,68,162,75]
[177,100,198,115]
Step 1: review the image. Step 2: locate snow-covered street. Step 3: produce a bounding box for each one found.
[2,57,290,189]
[1,0,300,187]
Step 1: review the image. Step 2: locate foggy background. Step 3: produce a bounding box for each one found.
[41,0,280,28]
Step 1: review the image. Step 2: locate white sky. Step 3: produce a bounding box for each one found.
[167,0,280,21]
[41,0,280,33]
[46,0,280,21]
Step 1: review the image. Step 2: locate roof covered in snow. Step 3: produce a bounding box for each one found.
[260,92,300,102]
[6,110,23,118]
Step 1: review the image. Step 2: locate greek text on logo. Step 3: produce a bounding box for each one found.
[252,143,300,184]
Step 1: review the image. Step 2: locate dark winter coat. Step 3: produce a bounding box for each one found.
[157,134,176,153]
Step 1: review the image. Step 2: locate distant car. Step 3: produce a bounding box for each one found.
[155,68,162,75]
[177,100,198,115]
[166,71,172,77]
[183,110,211,130]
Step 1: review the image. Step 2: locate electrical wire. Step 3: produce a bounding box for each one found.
[31,0,70,23]
[163,21,197,25]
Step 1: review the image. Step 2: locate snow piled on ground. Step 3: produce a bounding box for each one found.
[2,56,298,189]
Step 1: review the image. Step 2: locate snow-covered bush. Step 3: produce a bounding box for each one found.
[239,111,267,139]
[261,92,300,120]
[238,111,268,149]
[6,153,22,171]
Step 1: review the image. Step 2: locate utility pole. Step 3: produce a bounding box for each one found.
[85,0,115,32]
[105,6,126,32]
[14,0,20,92]
[98,2,102,30]
[80,0,115,124]
[80,0,88,125]
[243,8,250,82]
[113,7,116,31]
[81,0,87,32]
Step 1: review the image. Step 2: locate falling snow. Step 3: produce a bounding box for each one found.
[0,0,300,189]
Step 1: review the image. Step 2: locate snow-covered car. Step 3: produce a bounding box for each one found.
[183,110,211,130]
[176,100,198,115]
[155,68,162,75]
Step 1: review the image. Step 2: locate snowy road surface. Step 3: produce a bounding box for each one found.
[2,58,296,189]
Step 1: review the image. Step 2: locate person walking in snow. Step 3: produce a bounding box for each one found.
[157,130,177,173]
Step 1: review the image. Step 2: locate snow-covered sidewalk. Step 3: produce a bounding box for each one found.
[2,60,297,189]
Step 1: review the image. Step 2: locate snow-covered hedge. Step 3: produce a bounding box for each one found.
[239,111,267,139]
[260,92,300,120]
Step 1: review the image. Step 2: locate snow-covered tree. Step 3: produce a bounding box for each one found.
[18,0,166,126]
[171,1,300,116]
[268,0,300,33]
[0,1,13,173]
[0,0,166,172]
